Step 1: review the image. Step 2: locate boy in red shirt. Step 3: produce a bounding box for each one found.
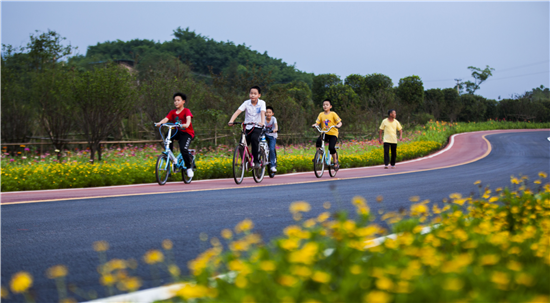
[155,92,195,178]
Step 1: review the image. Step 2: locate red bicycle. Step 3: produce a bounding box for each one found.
[229,122,267,184]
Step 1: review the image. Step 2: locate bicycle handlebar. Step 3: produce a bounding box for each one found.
[313,124,337,133]
[229,122,263,127]
[154,122,185,130]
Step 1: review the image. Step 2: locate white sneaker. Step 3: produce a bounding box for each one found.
[187,169,194,178]
[270,167,277,172]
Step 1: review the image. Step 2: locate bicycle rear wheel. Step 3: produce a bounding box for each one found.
[233,145,245,184]
[313,149,325,178]
[253,147,266,183]
[182,156,194,184]
[156,154,171,185]
[329,153,338,177]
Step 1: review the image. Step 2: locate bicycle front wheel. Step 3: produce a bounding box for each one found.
[156,154,171,185]
[233,145,245,184]
[253,147,266,183]
[313,149,325,178]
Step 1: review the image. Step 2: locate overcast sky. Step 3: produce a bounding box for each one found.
[2,1,549,100]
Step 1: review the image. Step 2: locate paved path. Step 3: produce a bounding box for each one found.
[1,129,549,303]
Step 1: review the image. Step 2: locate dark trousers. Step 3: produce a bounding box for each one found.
[383,143,397,166]
[169,132,193,168]
[316,134,337,155]
[244,128,262,164]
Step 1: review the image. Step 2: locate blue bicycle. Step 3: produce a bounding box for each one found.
[312,125,339,178]
[155,123,196,185]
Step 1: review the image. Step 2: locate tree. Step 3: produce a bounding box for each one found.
[364,73,393,95]
[459,94,487,122]
[312,74,342,105]
[396,75,424,113]
[26,30,77,156]
[73,64,136,163]
[324,84,359,111]
[1,45,35,144]
[344,74,368,96]
[462,65,494,95]
[424,88,446,121]
[442,88,462,122]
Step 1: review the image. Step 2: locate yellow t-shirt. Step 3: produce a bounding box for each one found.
[379,118,403,144]
[316,112,342,137]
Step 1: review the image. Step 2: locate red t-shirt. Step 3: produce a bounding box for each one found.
[166,108,195,138]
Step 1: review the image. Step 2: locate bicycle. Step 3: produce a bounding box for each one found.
[312,125,339,178]
[229,122,267,184]
[154,122,196,185]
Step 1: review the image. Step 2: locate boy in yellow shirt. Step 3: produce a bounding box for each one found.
[312,99,343,168]
[378,109,403,169]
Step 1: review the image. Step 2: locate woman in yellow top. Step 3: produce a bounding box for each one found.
[311,99,343,168]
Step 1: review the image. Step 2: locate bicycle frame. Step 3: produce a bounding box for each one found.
[159,123,193,171]
[314,124,337,165]
[237,123,259,170]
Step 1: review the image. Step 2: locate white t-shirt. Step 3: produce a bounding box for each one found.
[238,99,266,130]
[265,116,278,138]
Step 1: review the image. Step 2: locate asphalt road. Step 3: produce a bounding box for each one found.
[1,131,549,303]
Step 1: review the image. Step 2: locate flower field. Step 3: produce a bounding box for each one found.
[1,120,549,192]
[3,176,549,302]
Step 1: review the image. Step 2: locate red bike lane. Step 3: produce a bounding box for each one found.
[2,129,548,205]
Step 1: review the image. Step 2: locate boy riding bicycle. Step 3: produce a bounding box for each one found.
[155,92,195,178]
[265,106,278,172]
[311,99,342,169]
[228,85,266,169]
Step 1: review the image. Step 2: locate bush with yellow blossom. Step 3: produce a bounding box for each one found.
[170,174,550,302]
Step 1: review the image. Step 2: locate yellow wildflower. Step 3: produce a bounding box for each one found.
[143,249,164,264]
[350,265,362,275]
[176,283,215,300]
[1,286,8,299]
[516,273,534,286]
[289,201,311,214]
[291,265,312,277]
[311,271,331,283]
[278,275,297,287]
[168,265,181,277]
[259,260,276,271]
[235,219,254,233]
[93,241,109,252]
[221,229,233,239]
[46,265,68,279]
[539,171,547,178]
[409,196,420,202]
[317,212,330,223]
[162,239,173,250]
[364,290,392,303]
[100,274,115,286]
[235,275,247,288]
[289,242,318,264]
[491,271,509,289]
[443,278,464,291]
[10,272,32,293]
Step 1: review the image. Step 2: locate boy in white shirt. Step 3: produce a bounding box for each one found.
[228,86,266,168]
[265,106,278,172]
